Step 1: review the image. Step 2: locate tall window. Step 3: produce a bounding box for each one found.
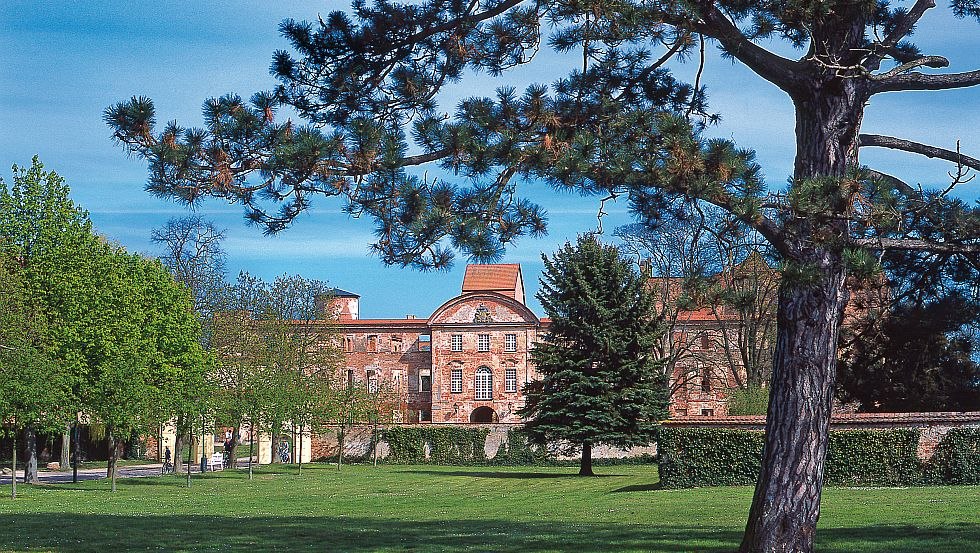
[451,368,463,393]
[504,333,517,352]
[420,375,432,393]
[367,370,378,393]
[700,366,712,393]
[477,334,490,352]
[451,334,463,352]
[367,335,378,352]
[391,335,402,352]
[475,367,493,400]
[343,335,354,352]
[505,367,517,392]
[700,333,711,350]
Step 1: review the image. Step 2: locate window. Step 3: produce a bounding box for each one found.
[346,369,355,388]
[504,334,517,352]
[391,335,402,352]
[367,335,378,352]
[700,333,711,350]
[451,334,463,352]
[451,369,463,393]
[420,409,432,422]
[367,370,378,393]
[420,375,432,393]
[505,367,517,393]
[343,335,354,353]
[477,334,490,352]
[701,408,715,416]
[419,334,431,352]
[700,367,712,393]
[475,367,493,400]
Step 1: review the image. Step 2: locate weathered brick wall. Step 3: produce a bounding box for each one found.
[663,411,980,460]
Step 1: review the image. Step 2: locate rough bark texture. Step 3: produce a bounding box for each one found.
[24,425,39,484]
[742,52,867,552]
[10,435,17,499]
[60,427,70,471]
[579,442,594,476]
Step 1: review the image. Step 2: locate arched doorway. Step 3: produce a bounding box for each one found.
[470,406,498,423]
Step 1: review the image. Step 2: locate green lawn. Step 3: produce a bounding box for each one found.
[0,464,976,552]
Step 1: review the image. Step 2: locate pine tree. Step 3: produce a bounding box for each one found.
[105,2,980,550]
[520,235,667,476]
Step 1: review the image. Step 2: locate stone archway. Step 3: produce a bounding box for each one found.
[470,406,498,424]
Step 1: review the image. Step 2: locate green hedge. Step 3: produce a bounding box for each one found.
[382,427,489,464]
[925,428,980,484]
[658,427,924,488]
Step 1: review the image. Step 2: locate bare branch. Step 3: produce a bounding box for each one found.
[853,237,980,254]
[871,68,980,93]
[859,134,980,172]
[863,0,937,71]
[870,56,948,81]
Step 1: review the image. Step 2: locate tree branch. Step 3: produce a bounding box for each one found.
[853,237,980,254]
[863,0,936,71]
[871,68,980,93]
[859,134,980,172]
[391,0,525,51]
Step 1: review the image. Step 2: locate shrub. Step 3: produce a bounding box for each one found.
[725,387,770,416]
[658,427,924,488]
[925,428,980,484]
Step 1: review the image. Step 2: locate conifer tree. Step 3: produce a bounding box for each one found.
[520,235,667,476]
[106,2,980,550]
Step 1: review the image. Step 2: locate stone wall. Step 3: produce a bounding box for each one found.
[663,411,980,460]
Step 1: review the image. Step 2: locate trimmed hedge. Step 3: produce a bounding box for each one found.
[382,426,489,464]
[658,427,924,488]
[925,428,980,484]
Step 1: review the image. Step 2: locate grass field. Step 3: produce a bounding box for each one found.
[0,464,977,552]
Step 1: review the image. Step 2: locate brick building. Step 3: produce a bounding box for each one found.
[337,264,544,424]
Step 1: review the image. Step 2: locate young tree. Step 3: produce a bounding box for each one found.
[106,2,980,550]
[0,158,90,484]
[520,235,668,476]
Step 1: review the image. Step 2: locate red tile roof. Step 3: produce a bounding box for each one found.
[462,264,522,299]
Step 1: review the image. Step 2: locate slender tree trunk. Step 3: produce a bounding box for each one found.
[72,420,79,483]
[11,433,17,499]
[108,430,119,493]
[60,426,70,471]
[248,421,254,481]
[173,413,186,474]
[373,423,379,466]
[230,425,241,469]
[297,422,303,475]
[579,441,594,476]
[337,426,345,470]
[741,68,864,552]
[186,430,192,488]
[24,424,39,484]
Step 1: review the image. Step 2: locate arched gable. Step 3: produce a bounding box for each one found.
[427,291,540,326]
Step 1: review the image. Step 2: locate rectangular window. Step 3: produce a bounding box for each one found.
[391,335,402,352]
[505,367,517,392]
[420,375,432,393]
[477,334,490,352]
[504,334,517,352]
[346,369,355,389]
[451,369,463,393]
[451,334,463,352]
[367,370,378,394]
[700,408,715,416]
[700,333,710,350]
[343,335,354,353]
[367,335,378,352]
[419,334,431,352]
[700,367,712,393]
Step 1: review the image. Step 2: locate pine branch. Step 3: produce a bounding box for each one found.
[859,134,980,172]
[853,237,980,254]
[864,0,937,71]
[871,67,980,93]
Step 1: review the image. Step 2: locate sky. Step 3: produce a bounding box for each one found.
[3,1,980,318]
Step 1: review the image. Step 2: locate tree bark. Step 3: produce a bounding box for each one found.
[741,60,866,552]
[24,424,39,484]
[248,421,254,481]
[108,430,119,493]
[337,426,345,470]
[11,433,17,499]
[60,426,70,471]
[297,423,303,475]
[230,425,241,469]
[186,430,192,488]
[579,441,594,476]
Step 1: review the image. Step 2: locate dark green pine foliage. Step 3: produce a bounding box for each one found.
[520,235,667,476]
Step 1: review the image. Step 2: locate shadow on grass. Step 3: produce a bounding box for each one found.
[0,513,977,553]
[611,482,663,493]
[400,470,627,479]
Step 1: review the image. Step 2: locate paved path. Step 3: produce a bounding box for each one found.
[0,461,251,485]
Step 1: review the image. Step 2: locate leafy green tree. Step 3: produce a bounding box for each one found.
[106,2,980,550]
[0,158,89,484]
[520,235,667,476]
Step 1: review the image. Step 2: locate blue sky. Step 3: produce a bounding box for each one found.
[3,1,979,318]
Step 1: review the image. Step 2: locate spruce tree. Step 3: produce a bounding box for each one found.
[520,235,667,476]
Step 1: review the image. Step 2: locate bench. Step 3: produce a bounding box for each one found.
[208,452,224,471]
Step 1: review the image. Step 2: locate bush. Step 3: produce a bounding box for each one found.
[925,428,980,484]
[725,387,770,416]
[382,427,489,465]
[658,427,924,488]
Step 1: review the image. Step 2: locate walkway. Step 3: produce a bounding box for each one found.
[0,460,254,485]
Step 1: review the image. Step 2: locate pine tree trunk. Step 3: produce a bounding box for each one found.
[24,424,39,484]
[579,441,594,476]
[740,68,864,552]
[60,426,70,470]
